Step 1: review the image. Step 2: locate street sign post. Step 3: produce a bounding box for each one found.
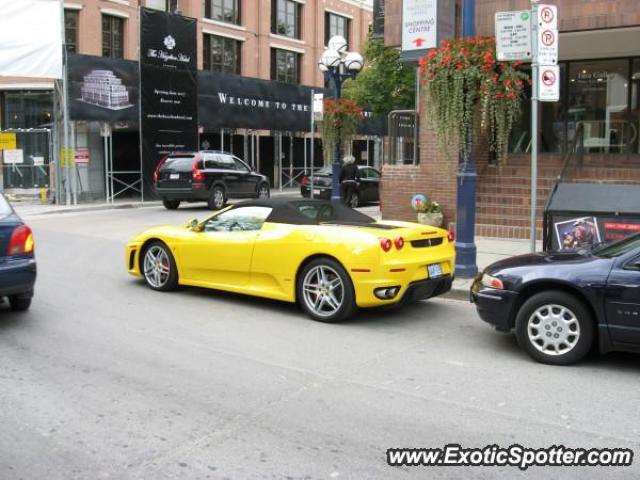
[496,3,560,252]
[495,10,532,61]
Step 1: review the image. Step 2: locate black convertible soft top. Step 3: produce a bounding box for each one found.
[232,198,376,225]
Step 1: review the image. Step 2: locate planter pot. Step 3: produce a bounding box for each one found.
[417,212,443,227]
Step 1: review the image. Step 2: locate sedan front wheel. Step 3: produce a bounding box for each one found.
[515,291,594,365]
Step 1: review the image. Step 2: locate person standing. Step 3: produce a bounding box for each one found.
[339,155,359,206]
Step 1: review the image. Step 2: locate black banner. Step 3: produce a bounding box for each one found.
[199,71,314,131]
[373,0,385,38]
[68,54,138,122]
[199,71,386,135]
[140,7,198,198]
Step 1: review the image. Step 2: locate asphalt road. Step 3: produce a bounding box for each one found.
[1,205,639,480]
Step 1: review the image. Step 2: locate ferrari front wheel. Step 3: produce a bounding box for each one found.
[297,258,356,322]
[142,241,178,292]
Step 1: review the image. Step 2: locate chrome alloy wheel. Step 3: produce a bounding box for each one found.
[527,304,581,356]
[213,189,225,208]
[143,246,171,288]
[302,265,345,318]
[258,184,270,198]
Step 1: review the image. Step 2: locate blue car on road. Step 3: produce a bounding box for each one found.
[0,193,36,311]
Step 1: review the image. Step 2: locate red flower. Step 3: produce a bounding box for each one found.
[503,79,512,88]
[513,60,524,67]
[418,57,427,68]
[455,61,465,70]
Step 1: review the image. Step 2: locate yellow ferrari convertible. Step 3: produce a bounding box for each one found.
[125,199,455,322]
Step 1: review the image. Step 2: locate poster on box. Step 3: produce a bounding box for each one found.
[554,216,601,250]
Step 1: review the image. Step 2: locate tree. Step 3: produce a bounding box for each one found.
[343,32,416,116]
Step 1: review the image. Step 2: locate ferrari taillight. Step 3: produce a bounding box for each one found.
[394,236,404,250]
[380,238,392,252]
[8,225,34,256]
[153,156,168,184]
[301,176,309,185]
[448,230,455,243]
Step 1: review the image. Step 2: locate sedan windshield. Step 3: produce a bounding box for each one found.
[0,194,12,218]
[592,234,640,258]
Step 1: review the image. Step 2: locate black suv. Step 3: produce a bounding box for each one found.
[154,151,270,210]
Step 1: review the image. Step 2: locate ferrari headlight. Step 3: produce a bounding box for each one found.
[481,274,504,290]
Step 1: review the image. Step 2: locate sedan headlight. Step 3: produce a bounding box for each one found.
[481,273,504,290]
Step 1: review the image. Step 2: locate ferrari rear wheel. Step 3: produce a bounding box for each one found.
[298,258,356,322]
[142,241,178,292]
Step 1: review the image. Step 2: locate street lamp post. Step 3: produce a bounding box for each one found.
[318,35,364,202]
[454,0,479,278]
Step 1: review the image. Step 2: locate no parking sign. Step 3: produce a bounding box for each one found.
[539,65,560,102]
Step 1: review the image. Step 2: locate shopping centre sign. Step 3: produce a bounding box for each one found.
[400,0,455,62]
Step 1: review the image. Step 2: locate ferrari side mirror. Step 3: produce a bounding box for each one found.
[187,218,202,232]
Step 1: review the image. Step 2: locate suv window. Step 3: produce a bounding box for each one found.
[233,157,250,172]
[163,156,195,172]
[203,206,272,232]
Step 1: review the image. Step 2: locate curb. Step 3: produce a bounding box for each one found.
[443,286,470,302]
[18,202,162,217]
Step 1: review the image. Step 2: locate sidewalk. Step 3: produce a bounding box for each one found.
[14,199,536,301]
[12,188,301,217]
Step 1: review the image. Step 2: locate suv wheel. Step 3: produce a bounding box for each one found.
[162,198,180,210]
[208,186,226,210]
[515,291,594,365]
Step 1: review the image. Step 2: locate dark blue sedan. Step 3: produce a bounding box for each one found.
[471,234,640,365]
[0,194,36,311]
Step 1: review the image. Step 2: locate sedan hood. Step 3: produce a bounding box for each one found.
[486,251,599,273]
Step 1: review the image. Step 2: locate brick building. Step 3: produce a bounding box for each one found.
[0,0,372,196]
[381,0,640,239]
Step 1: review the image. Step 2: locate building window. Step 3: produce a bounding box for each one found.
[64,10,79,54]
[509,58,640,155]
[203,34,241,74]
[272,0,301,39]
[325,12,349,45]
[102,15,124,58]
[568,59,630,154]
[204,0,240,24]
[271,48,300,84]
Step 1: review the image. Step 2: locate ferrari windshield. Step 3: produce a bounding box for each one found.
[203,206,272,232]
[592,233,640,258]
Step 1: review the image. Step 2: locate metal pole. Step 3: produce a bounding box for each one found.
[220,128,224,151]
[71,121,78,204]
[109,130,114,204]
[530,0,539,252]
[278,133,283,192]
[289,133,293,189]
[104,124,109,202]
[414,69,419,164]
[310,89,315,199]
[60,1,71,206]
[331,72,342,202]
[454,0,479,278]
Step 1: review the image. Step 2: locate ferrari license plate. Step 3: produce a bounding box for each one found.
[170,173,180,180]
[427,263,443,278]
[313,189,321,195]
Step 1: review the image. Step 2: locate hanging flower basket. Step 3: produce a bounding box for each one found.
[419,36,529,164]
[319,98,363,166]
